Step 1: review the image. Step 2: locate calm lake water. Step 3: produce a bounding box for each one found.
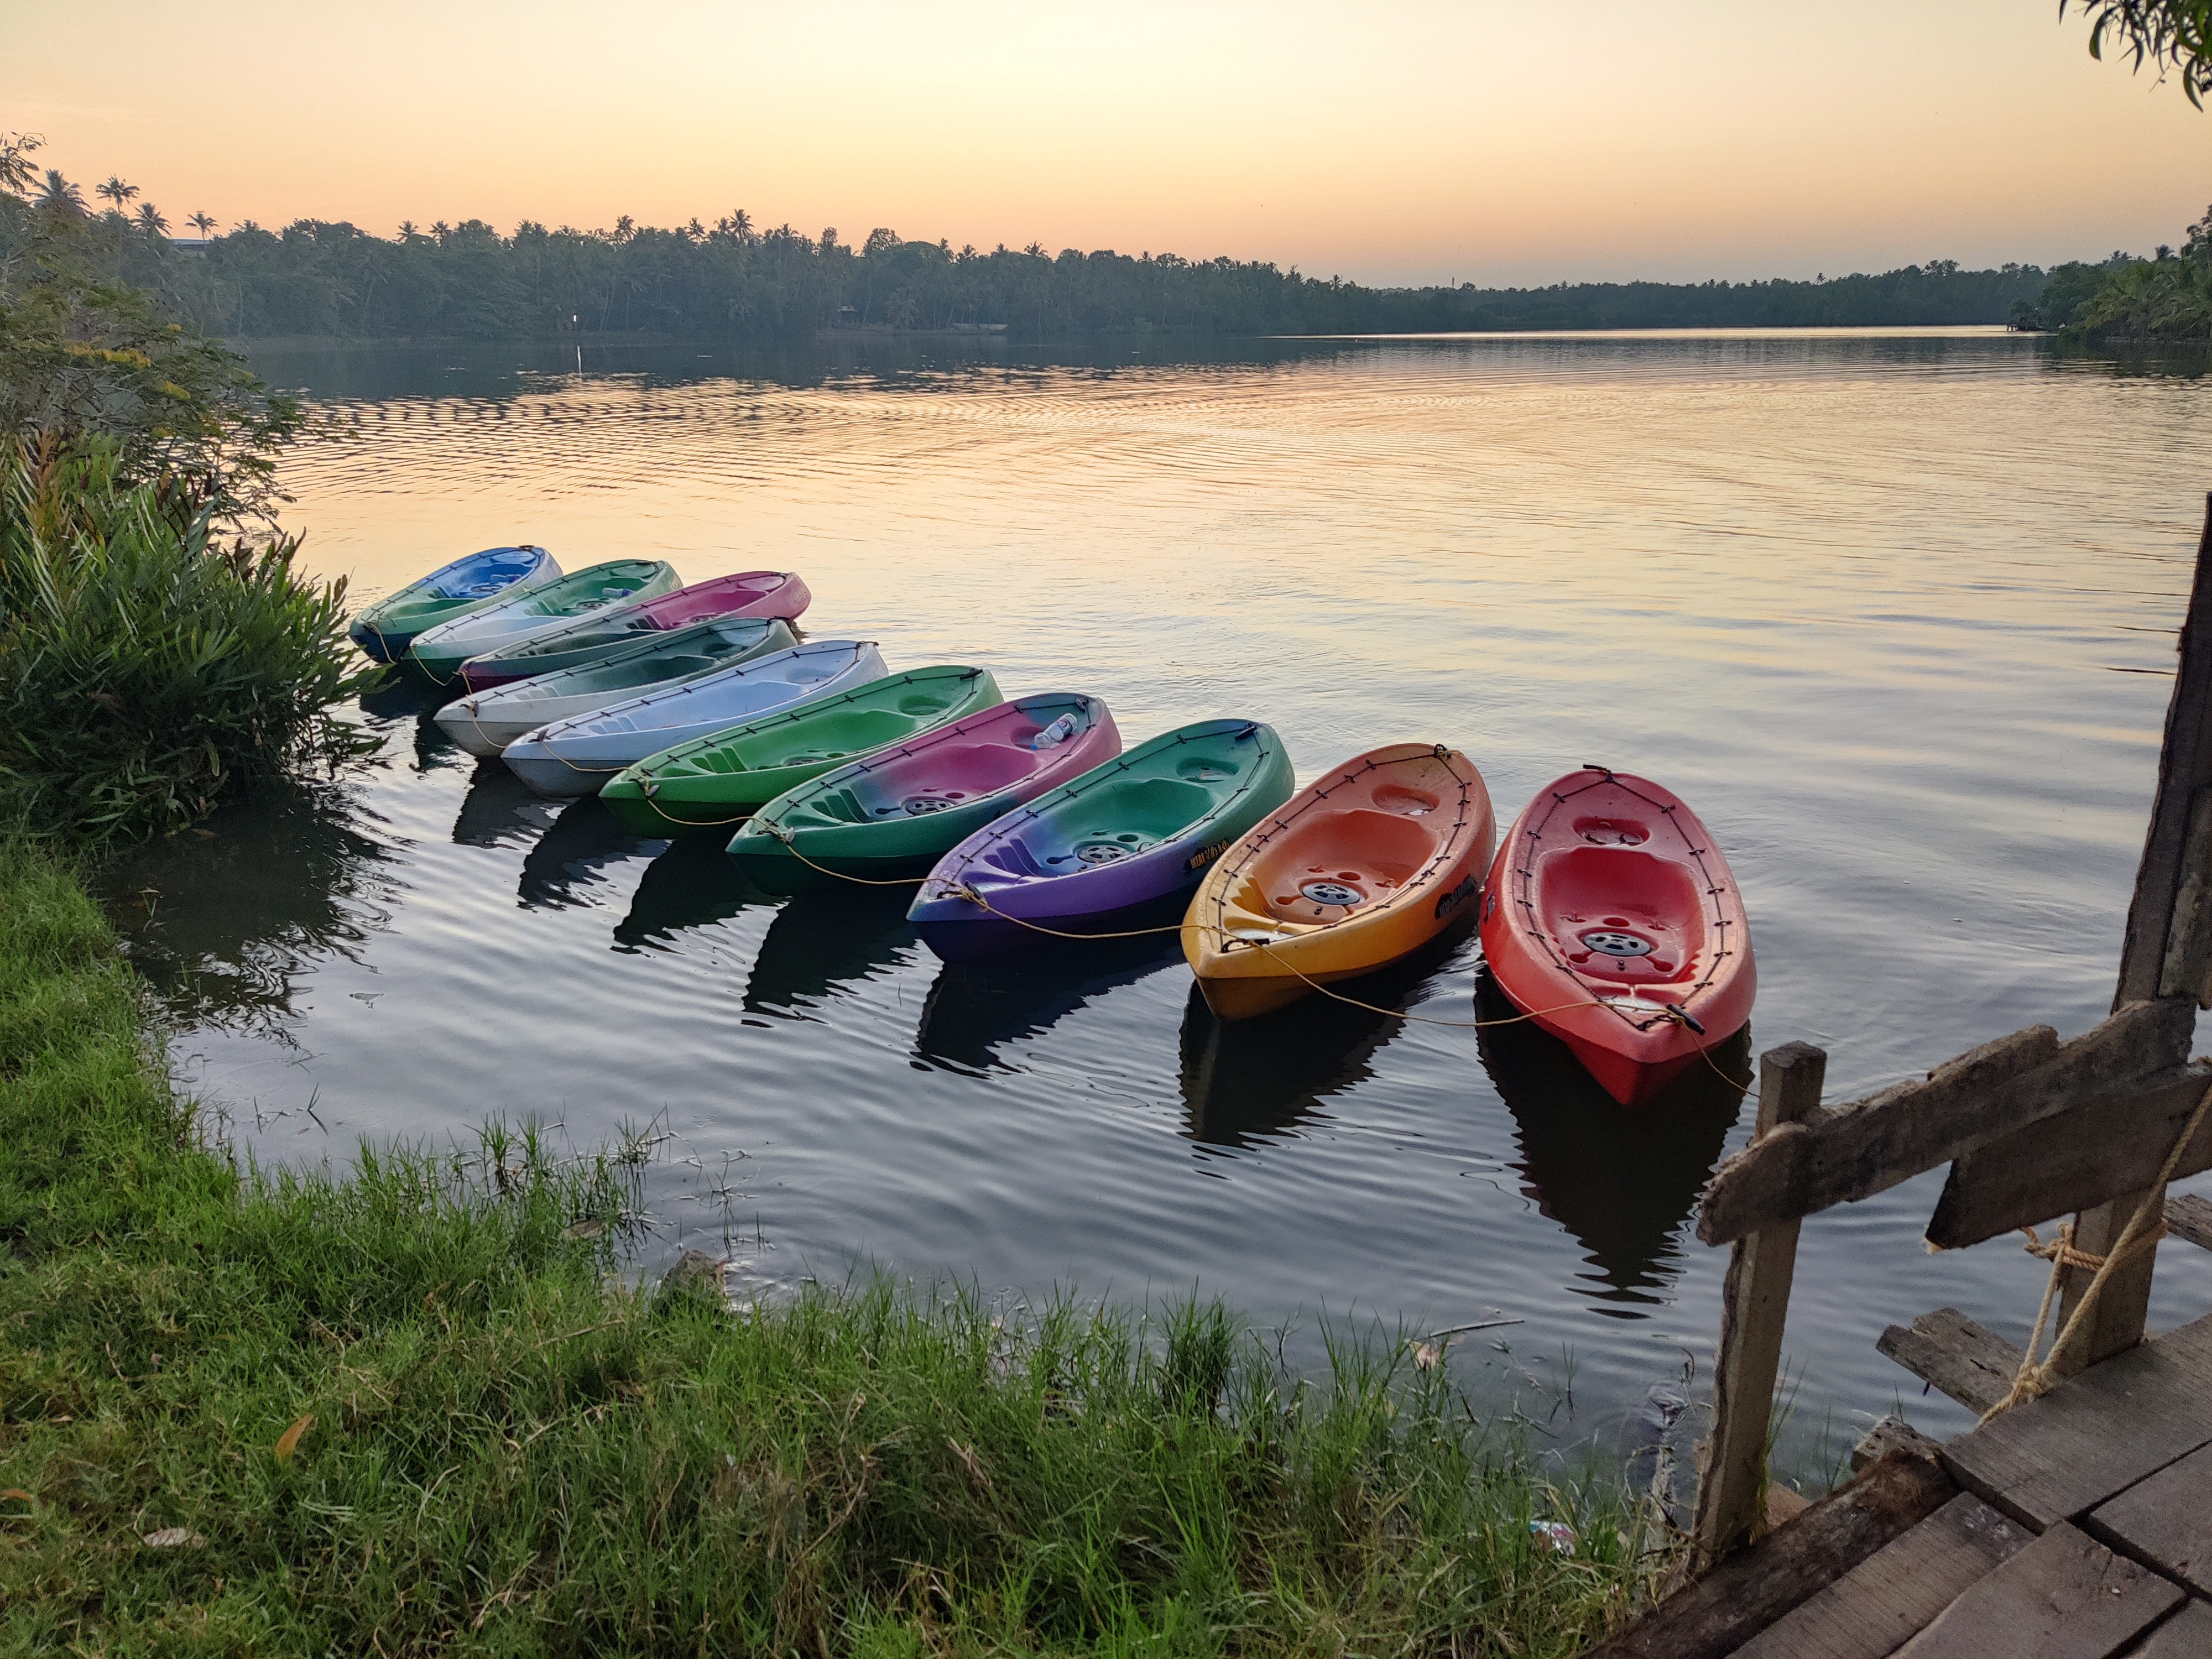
[107,328,2212,1485]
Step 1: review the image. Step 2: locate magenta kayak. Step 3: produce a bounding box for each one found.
[458,570,811,691]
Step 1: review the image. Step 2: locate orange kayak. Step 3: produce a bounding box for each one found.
[1479,766,1754,1106]
[1182,744,1495,1020]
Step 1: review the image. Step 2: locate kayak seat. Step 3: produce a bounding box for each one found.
[718,709,916,774]
[1025,777,1216,867]
[1241,807,1437,921]
[1536,846,1703,984]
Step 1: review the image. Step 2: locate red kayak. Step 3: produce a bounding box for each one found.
[1480,767,1754,1106]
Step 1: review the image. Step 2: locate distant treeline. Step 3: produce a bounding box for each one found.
[84,213,2069,341]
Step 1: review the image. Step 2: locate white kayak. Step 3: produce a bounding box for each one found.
[430,617,799,757]
[502,640,889,797]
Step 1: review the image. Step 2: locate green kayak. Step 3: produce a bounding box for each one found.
[600,665,1002,837]
[405,559,681,685]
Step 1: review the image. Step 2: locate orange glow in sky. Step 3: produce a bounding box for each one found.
[6,0,2208,286]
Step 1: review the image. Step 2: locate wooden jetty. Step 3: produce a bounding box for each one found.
[1589,498,2212,1659]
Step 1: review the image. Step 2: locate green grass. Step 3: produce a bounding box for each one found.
[0,839,1653,1655]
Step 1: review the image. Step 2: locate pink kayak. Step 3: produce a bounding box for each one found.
[458,570,811,691]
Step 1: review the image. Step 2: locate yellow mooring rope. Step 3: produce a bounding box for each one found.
[1975,1072,2212,1423]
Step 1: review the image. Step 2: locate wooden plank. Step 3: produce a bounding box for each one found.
[2078,496,2212,1378]
[1698,1001,2190,1246]
[2088,1441,2212,1595]
[1942,1312,2212,1531]
[1692,1042,1825,1562]
[1927,1064,2212,1249]
[1891,1522,2183,1658]
[1586,1450,1958,1659]
[2120,1601,2212,1658]
[1729,1494,2032,1659]
[2113,494,2212,1011]
[1852,1416,1943,1474]
[1878,1307,2027,1416]
[2168,1192,2212,1251]
[2156,787,2212,1007]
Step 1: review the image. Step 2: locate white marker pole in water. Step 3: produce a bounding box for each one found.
[572,314,581,373]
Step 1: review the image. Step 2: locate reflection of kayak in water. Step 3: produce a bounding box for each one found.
[744,888,919,1015]
[518,797,665,911]
[1481,767,1755,1106]
[1178,928,1471,1149]
[1473,972,1747,1302]
[915,932,1183,1074]
[614,838,775,951]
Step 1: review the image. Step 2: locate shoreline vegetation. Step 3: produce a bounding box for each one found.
[0,842,1652,1653]
[0,132,1672,1651]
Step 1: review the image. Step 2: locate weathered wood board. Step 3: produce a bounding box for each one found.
[1891,1522,2183,1658]
[1851,1416,1944,1474]
[1929,1064,2212,1249]
[2089,1441,2212,1596]
[1698,1001,2191,1246]
[2120,1600,2212,1658]
[1878,1307,2027,1416]
[1585,1452,1957,1659]
[1728,1494,2030,1659]
[2167,1193,2212,1253]
[1942,1313,2212,1531]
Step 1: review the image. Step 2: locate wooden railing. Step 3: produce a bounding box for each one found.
[1684,493,2212,1562]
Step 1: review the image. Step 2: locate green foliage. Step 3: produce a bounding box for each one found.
[2009,254,2137,331]
[2064,0,2212,105]
[0,440,369,843]
[103,212,2059,342]
[2058,204,2212,342]
[0,148,302,529]
[0,839,1654,1654]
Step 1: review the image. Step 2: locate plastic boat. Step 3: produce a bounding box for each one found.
[598,665,1003,837]
[1479,766,1754,1107]
[348,545,559,662]
[500,640,887,797]
[430,618,799,757]
[1182,743,1495,1021]
[909,718,1295,963]
[727,693,1120,894]
[404,560,681,683]
[456,570,811,691]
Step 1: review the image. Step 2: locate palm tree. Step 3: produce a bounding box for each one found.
[95,175,138,212]
[36,169,85,217]
[398,220,418,239]
[135,201,169,236]
[188,211,216,238]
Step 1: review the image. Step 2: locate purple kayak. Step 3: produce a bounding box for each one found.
[908,718,1296,962]
[727,694,1120,895]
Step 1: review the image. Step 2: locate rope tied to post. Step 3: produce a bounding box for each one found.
[1976,1071,2212,1425]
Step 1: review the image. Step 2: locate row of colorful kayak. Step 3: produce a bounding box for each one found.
[351,546,1755,1107]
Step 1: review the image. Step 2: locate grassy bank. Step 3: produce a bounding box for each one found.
[0,840,1650,1655]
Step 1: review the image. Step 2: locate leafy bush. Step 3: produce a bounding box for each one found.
[0,438,369,842]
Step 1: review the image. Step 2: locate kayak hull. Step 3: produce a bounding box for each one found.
[909,719,1295,964]
[348,545,559,662]
[1478,767,1755,1107]
[1183,744,1495,1021]
[727,694,1120,895]
[456,570,811,691]
[405,559,681,685]
[501,640,887,796]
[599,665,1004,837]
[432,619,796,757]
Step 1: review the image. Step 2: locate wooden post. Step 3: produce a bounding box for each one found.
[1691,1041,1827,1562]
[2060,493,2212,1374]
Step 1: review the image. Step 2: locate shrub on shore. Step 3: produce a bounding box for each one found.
[0,439,369,843]
[0,839,1651,1654]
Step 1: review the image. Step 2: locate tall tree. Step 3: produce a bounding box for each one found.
[187,211,216,237]
[0,132,41,199]
[35,170,84,218]
[134,201,169,237]
[95,175,139,211]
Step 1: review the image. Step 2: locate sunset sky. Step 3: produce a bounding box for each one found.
[7,0,2208,287]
